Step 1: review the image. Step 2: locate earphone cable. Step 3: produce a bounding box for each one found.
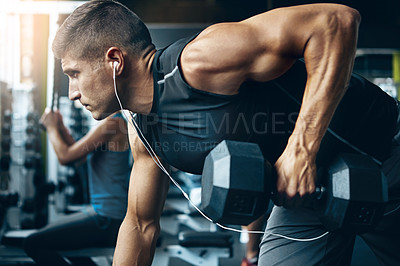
[112,63,330,241]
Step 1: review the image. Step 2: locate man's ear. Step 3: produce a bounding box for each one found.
[105,47,124,75]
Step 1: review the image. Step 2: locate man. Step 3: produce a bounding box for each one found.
[24,110,131,266]
[52,0,400,265]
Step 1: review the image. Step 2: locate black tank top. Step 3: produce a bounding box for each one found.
[136,36,398,174]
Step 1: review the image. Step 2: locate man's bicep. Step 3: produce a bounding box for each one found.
[127,124,169,221]
[242,4,360,70]
[181,4,359,93]
[127,157,169,220]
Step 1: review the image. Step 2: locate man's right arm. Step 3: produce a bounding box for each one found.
[113,123,170,266]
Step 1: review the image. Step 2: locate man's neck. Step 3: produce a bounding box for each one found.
[124,49,156,115]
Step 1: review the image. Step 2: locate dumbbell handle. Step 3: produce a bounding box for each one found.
[271,187,326,201]
[270,164,326,201]
[296,186,327,210]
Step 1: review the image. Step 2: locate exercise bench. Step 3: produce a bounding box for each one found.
[153,231,233,266]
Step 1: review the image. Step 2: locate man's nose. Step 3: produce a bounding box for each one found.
[68,85,81,101]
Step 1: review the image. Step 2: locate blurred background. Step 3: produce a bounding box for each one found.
[0,1,399,265]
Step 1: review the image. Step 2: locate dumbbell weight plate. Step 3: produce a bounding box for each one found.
[201,140,272,225]
[317,153,388,233]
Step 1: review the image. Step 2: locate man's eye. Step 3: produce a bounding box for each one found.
[66,72,78,78]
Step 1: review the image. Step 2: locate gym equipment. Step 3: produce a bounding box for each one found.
[316,154,388,232]
[1,137,11,152]
[201,140,388,232]
[1,230,115,265]
[25,138,40,152]
[25,124,39,135]
[0,155,11,171]
[158,176,234,266]
[1,124,11,136]
[0,193,19,209]
[201,141,271,226]
[153,231,232,266]
[3,110,12,123]
[23,154,41,169]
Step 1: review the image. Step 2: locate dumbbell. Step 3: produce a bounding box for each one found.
[0,192,19,208]
[1,137,11,152]
[0,154,11,171]
[25,138,41,152]
[201,140,388,233]
[2,124,11,135]
[26,124,39,135]
[24,153,41,169]
[26,112,39,123]
[201,140,271,226]
[3,109,12,123]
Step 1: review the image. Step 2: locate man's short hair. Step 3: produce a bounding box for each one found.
[52,0,154,61]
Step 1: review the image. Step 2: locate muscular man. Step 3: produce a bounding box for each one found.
[52,1,400,265]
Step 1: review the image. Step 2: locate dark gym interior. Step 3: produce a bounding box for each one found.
[0,0,399,265]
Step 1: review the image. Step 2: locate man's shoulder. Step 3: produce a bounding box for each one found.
[157,34,200,62]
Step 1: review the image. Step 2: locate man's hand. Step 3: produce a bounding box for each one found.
[39,108,62,130]
[274,137,317,208]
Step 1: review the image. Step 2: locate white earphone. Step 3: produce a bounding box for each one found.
[113,61,118,69]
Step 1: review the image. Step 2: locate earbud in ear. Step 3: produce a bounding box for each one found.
[113,61,118,69]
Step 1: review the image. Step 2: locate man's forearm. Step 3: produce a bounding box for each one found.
[274,6,361,202]
[293,6,361,152]
[59,122,75,145]
[46,127,71,165]
[113,218,160,266]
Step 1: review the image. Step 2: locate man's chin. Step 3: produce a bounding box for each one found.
[90,111,107,120]
[91,110,116,120]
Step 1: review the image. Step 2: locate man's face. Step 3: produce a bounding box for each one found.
[61,55,119,120]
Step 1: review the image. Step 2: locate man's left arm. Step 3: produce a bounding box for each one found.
[266,5,361,206]
[181,4,361,207]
